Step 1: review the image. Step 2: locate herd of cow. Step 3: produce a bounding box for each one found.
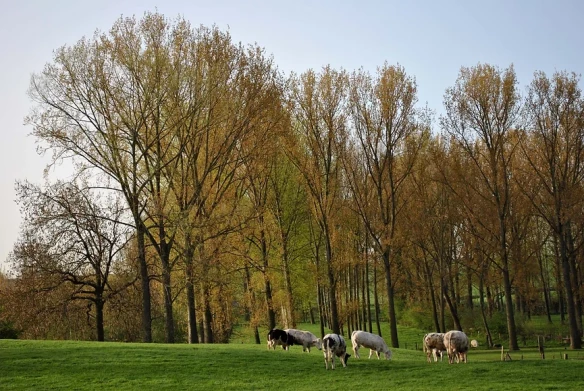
[267,328,475,369]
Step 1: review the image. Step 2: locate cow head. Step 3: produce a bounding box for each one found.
[314,338,323,350]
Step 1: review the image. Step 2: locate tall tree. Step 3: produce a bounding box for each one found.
[345,63,423,347]
[521,71,584,349]
[25,13,176,342]
[287,66,348,334]
[267,149,310,328]
[441,63,522,350]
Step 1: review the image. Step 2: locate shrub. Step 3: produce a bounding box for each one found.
[399,305,434,330]
[0,320,19,339]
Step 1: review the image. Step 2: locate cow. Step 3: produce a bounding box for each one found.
[423,332,446,363]
[267,328,296,350]
[284,329,322,352]
[443,330,469,364]
[351,330,392,360]
[323,333,350,370]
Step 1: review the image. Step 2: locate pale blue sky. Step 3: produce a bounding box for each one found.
[1,0,582,270]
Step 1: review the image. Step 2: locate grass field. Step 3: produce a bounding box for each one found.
[1,338,583,390]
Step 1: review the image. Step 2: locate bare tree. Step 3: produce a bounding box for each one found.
[13,181,133,341]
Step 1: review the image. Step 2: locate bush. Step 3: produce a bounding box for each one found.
[398,305,434,330]
[0,320,19,339]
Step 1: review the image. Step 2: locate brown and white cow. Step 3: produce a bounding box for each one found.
[323,333,350,369]
[443,330,469,364]
[423,332,446,363]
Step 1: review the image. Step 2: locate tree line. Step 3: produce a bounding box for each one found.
[0,12,582,350]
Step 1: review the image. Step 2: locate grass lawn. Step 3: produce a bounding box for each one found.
[1,339,583,390]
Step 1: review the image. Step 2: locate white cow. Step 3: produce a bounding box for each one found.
[423,332,446,363]
[284,329,322,352]
[351,330,392,360]
[323,333,350,370]
[443,330,469,364]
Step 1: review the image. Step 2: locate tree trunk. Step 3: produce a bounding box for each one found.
[440,267,447,332]
[466,265,474,310]
[559,226,582,349]
[537,251,553,324]
[260,223,276,330]
[365,255,373,333]
[361,266,367,332]
[502,266,519,350]
[136,223,152,343]
[424,260,441,332]
[95,295,105,342]
[202,283,214,343]
[479,274,494,347]
[382,249,399,348]
[254,326,260,344]
[281,239,296,328]
[185,237,199,344]
[317,284,325,338]
[443,279,462,331]
[325,236,340,334]
[566,224,583,336]
[186,278,198,344]
[495,207,519,349]
[373,258,382,337]
[265,277,276,330]
[160,242,175,343]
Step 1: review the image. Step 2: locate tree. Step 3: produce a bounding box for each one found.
[441,63,522,350]
[345,63,423,347]
[13,181,133,341]
[27,12,283,343]
[521,70,584,349]
[26,13,174,342]
[287,66,349,334]
[267,150,311,329]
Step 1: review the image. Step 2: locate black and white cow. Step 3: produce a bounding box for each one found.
[322,333,350,369]
[267,328,296,350]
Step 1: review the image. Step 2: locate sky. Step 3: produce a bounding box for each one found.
[1,0,582,272]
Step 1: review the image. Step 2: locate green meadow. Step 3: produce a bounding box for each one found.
[1,336,583,390]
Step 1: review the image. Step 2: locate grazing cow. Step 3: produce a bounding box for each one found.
[423,332,446,363]
[284,329,322,352]
[443,330,469,364]
[351,330,392,360]
[267,328,296,350]
[323,333,350,370]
